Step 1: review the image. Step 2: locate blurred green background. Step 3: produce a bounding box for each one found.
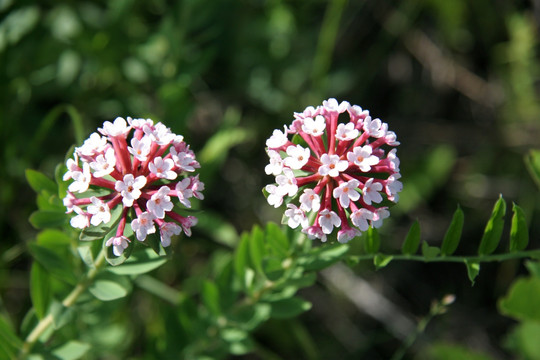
[1,0,540,358]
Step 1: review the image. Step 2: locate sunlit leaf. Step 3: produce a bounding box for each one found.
[402,220,420,255]
[202,281,221,317]
[300,242,349,271]
[374,254,393,269]
[441,206,464,256]
[363,227,380,254]
[478,195,506,255]
[107,248,167,275]
[88,276,129,301]
[509,203,529,252]
[51,340,91,360]
[30,262,51,320]
[0,316,22,359]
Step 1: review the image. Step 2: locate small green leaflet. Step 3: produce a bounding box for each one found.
[441,206,464,256]
[401,220,420,255]
[509,203,529,252]
[478,195,506,255]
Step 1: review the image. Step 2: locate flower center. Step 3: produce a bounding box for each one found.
[329,164,335,170]
[357,156,364,162]
[128,185,134,192]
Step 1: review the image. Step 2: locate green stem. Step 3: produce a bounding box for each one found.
[18,249,107,359]
[351,249,540,263]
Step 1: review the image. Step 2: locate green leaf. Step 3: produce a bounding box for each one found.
[29,210,68,229]
[363,227,380,254]
[28,243,76,284]
[421,241,440,260]
[234,232,250,278]
[505,321,540,360]
[52,340,91,360]
[30,262,51,319]
[300,243,349,271]
[525,149,540,190]
[425,342,495,360]
[79,205,123,242]
[202,281,221,317]
[88,276,129,301]
[26,169,57,195]
[465,260,480,285]
[441,206,464,256]
[268,296,312,319]
[401,220,421,255]
[107,248,167,275]
[50,301,75,330]
[265,222,290,257]
[249,225,265,275]
[478,195,506,255]
[374,254,393,269]
[37,229,72,248]
[499,277,540,322]
[509,203,529,252]
[0,316,22,359]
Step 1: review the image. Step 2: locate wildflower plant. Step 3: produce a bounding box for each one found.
[63,117,204,258]
[264,98,402,243]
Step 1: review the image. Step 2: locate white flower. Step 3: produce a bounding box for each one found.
[106,236,130,256]
[363,117,386,138]
[299,188,320,212]
[294,105,319,120]
[302,225,327,242]
[144,122,175,145]
[335,122,359,141]
[87,197,111,226]
[385,173,403,202]
[149,157,177,180]
[337,227,360,243]
[385,131,400,146]
[362,178,383,205]
[275,168,298,196]
[318,209,341,234]
[175,178,193,208]
[68,162,91,193]
[318,153,348,177]
[159,222,182,247]
[89,148,117,178]
[266,126,289,148]
[372,208,390,228]
[115,174,147,207]
[147,186,174,219]
[347,145,380,172]
[322,98,349,113]
[283,145,310,170]
[301,116,326,136]
[265,184,285,208]
[180,216,198,237]
[63,155,80,181]
[333,179,360,208]
[350,208,374,231]
[131,212,156,241]
[127,117,153,129]
[76,133,108,157]
[70,206,90,229]
[347,104,369,123]
[99,117,130,137]
[128,136,152,161]
[284,204,308,229]
[265,150,284,176]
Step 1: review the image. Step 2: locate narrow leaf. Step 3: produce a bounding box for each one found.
[0,316,22,358]
[26,169,57,194]
[509,203,529,252]
[441,206,464,256]
[300,243,349,271]
[30,262,51,319]
[525,149,540,190]
[107,248,167,275]
[265,222,290,257]
[401,220,421,255]
[363,227,380,254]
[478,195,506,255]
[202,281,221,317]
[249,225,265,274]
[234,232,250,278]
[374,254,393,269]
[465,260,480,285]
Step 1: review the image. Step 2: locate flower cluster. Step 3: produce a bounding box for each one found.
[265,99,402,243]
[63,117,204,256]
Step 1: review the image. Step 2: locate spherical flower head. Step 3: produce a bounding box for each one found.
[63,116,204,257]
[264,99,402,242]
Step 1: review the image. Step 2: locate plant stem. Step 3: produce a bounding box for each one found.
[18,249,107,359]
